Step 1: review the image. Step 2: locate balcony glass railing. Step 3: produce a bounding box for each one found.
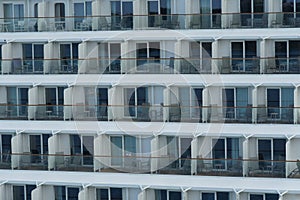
[0,59,78,74]
[1,57,300,75]
[3,153,299,178]
[0,104,296,124]
[1,12,300,32]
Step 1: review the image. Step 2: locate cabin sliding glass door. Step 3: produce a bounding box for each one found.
[3,3,24,31]
[111,1,133,30]
[200,0,221,28]
[267,88,294,120]
[22,44,44,73]
[60,43,78,73]
[111,135,136,166]
[240,0,264,27]
[7,87,28,117]
[258,139,286,171]
[231,41,257,72]
[148,1,159,27]
[45,87,64,117]
[212,138,240,170]
[74,2,92,30]
[136,42,160,72]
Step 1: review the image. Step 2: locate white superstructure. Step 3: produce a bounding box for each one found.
[0,0,300,199]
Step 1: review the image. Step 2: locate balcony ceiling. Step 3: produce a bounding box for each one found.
[0,74,299,87]
[1,28,300,43]
[1,170,300,194]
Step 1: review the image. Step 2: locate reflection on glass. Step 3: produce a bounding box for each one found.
[148,1,159,27]
[124,88,136,117]
[267,89,280,118]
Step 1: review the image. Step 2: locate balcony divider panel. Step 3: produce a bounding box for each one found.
[11,134,22,169]
[191,138,198,175]
[150,136,159,172]
[94,134,110,172]
[2,43,12,74]
[32,185,55,200]
[64,87,72,120]
[242,138,250,176]
[0,184,12,200]
[28,87,38,120]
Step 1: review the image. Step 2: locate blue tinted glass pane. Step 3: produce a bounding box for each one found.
[258,140,271,159]
[70,135,81,155]
[283,0,294,12]
[14,4,24,19]
[111,188,122,200]
[86,2,92,16]
[19,88,28,104]
[236,88,248,107]
[155,190,167,200]
[43,134,51,154]
[273,139,286,160]
[223,89,234,107]
[13,186,24,200]
[213,139,225,159]
[26,185,36,200]
[250,194,263,200]
[160,0,171,15]
[72,44,79,58]
[124,135,136,153]
[169,191,181,200]
[98,88,108,104]
[122,2,133,15]
[227,138,239,159]
[23,44,32,59]
[202,193,215,200]
[202,42,212,57]
[289,41,300,57]
[266,194,279,200]
[275,42,287,58]
[100,189,109,200]
[67,188,79,200]
[2,135,12,159]
[60,44,71,59]
[111,1,121,15]
[4,4,13,19]
[281,88,294,106]
[194,88,203,106]
[30,135,41,155]
[7,87,17,104]
[240,0,251,13]
[245,41,257,58]
[212,0,221,13]
[148,1,158,14]
[34,44,44,59]
[74,3,84,17]
[200,0,210,14]
[217,192,229,200]
[55,186,66,200]
[232,42,243,58]
[97,189,108,200]
[258,140,271,169]
[254,0,264,13]
[111,136,122,165]
[267,89,279,107]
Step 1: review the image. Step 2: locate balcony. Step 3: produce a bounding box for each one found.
[1,59,78,74]
[264,57,300,74]
[0,12,300,33]
[0,104,296,124]
[1,57,300,75]
[4,153,299,179]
